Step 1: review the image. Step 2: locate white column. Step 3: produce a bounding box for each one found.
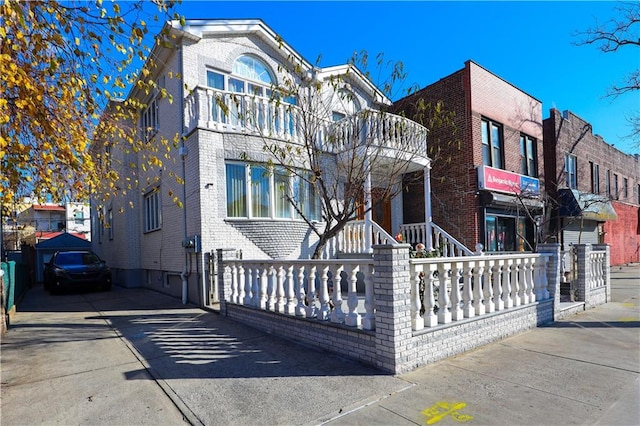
[424,162,434,251]
[364,158,373,253]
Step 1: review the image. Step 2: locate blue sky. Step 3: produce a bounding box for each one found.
[174,1,639,154]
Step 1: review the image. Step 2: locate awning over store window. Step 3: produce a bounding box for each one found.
[478,190,544,209]
[558,189,618,221]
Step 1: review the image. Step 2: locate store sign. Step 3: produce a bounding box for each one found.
[477,165,540,196]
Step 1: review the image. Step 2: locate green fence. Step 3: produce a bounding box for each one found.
[1,261,30,314]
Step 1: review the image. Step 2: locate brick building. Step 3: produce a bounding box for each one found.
[543,109,640,265]
[395,60,545,253]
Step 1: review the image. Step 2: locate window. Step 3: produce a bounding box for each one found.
[144,188,161,232]
[226,162,320,221]
[332,88,360,120]
[564,154,577,189]
[481,118,503,169]
[226,163,247,217]
[104,144,112,171]
[233,55,273,84]
[96,209,104,244]
[332,112,346,122]
[107,208,113,240]
[140,98,158,140]
[250,165,270,217]
[206,57,298,132]
[614,174,619,200]
[606,170,611,197]
[485,214,532,252]
[520,134,537,177]
[73,209,84,225]
[623,178,628,198]
[293,174,320,221]
[590,162,600,194]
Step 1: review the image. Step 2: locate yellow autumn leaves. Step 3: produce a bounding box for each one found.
[0,0,180,206]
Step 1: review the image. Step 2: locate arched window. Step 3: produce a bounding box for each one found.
[332,88,361,121]
[232,55,274,85]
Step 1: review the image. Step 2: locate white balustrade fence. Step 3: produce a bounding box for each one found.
[588,250,606,290]
[184,86,428,155]
[409,253,550,331]
[222,259,376,330]
[221,252,552,334]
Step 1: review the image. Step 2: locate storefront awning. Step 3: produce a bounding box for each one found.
[558,189,618,221]
[479,190,544,209]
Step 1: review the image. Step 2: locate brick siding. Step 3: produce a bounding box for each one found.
[543,108,640,265]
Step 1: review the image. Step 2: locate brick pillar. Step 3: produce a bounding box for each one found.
[537,243,561,316]
[216,249,237,316]
[372,244,413,374]
[573,244,592,305]
[594,244,611,303]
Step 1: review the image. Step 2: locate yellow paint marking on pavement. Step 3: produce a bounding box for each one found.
[422,401,473,424]
[622,303,637,308]
[618,317,638,322]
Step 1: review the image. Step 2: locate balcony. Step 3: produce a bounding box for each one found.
[184,85,428,160]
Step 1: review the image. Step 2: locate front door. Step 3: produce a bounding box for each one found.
[372,188,392,235]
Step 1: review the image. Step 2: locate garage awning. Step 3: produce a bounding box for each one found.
[559,189,618,221]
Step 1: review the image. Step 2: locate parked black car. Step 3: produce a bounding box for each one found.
[44,250,112,293]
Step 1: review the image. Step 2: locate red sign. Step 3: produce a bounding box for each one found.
[477,165,539,195]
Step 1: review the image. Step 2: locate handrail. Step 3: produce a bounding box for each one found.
[430,223,474,256]
[399,222,474,257]
[320,219,398,259]
[370,220,398,246]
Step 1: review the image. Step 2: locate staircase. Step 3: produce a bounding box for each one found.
[322,220,474,259]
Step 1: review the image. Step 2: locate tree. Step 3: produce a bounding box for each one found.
[575,1,640,142]
[237,51,455,258]
[0,0,182,206]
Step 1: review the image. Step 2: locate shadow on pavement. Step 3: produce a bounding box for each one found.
[10,285,391,381]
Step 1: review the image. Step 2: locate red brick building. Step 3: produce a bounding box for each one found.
[543,109,640,265]
[395,60,545,253]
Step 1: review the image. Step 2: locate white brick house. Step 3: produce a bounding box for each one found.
[92,19,437,305]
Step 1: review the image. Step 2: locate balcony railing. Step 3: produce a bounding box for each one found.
[184,85,428,154]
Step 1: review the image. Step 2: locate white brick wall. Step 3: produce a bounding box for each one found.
[97,21,398,300]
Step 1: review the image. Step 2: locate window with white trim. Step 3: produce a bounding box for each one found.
[73,209,84,225]
[226,162,321,221]
[107,207,113,240]
[206,56,297,133]
[481,118,503,169]
[140,98,158,140]
[520,134,537,177]
[590,162,600,194]
[144,188,161,232]
[564,154,577,189]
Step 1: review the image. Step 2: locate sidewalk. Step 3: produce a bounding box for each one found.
[1,265,638,425]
